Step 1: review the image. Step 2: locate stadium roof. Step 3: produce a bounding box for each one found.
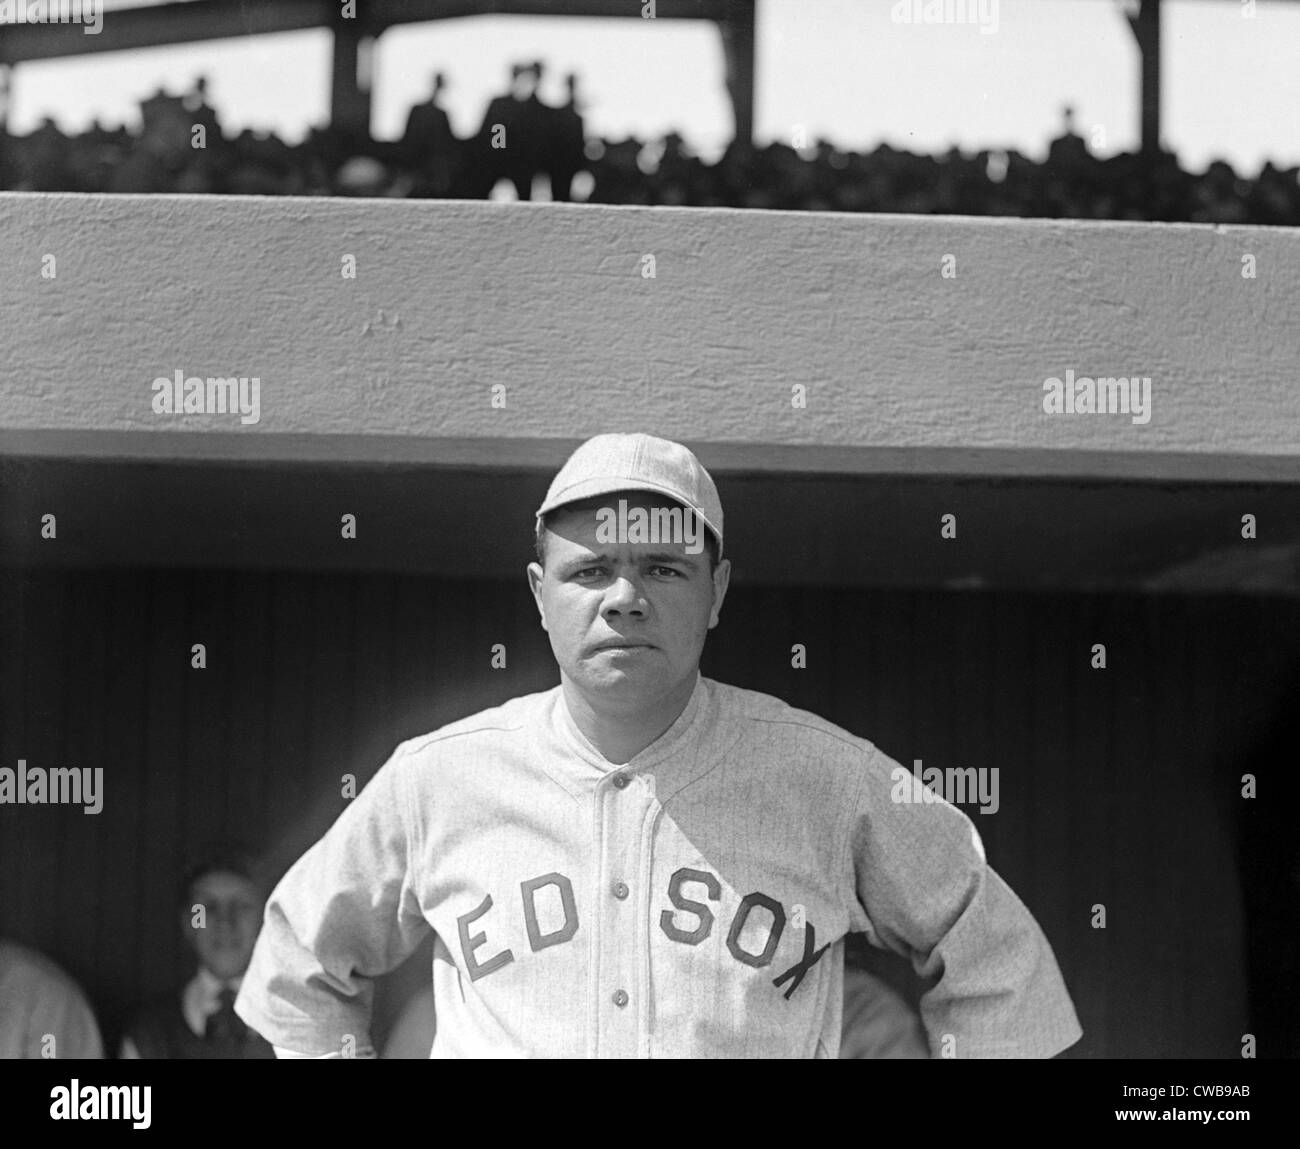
[0,1,756,141]
[0,0,1271,151]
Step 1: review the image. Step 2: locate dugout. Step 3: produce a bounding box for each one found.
[1,193,1298,1057]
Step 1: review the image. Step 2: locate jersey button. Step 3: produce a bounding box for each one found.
[611,880,629,900]
[612,989,629,1008]
[613,774,630,789]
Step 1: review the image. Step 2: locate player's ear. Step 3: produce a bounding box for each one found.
[526,561,549,631]
[707,558,731,630]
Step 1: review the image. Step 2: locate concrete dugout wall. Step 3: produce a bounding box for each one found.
[1,193,1297,480]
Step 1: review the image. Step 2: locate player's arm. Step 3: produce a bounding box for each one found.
[234,742,430,1058]
[844,750,1083,1059]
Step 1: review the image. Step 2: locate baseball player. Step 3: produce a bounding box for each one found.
[235,432,1082,1058]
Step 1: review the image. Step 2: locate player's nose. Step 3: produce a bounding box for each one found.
[601,573,647,616]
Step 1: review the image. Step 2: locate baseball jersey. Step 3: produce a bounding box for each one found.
[235,675,1082,1059]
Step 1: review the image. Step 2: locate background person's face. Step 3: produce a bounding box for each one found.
[528,493,729,714]
[182,871,264,982]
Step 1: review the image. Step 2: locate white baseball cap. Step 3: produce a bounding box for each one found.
[535,433,724,558]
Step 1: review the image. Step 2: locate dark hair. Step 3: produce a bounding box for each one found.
[534,507,720,573]
[177,848,261,910]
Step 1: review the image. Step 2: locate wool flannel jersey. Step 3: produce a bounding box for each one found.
[236,676,1082,1059]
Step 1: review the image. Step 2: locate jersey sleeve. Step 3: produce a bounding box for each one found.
[844,750,1083,1059]
[234,742,431,1056]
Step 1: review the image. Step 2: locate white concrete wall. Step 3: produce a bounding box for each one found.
[1,193,1296,480]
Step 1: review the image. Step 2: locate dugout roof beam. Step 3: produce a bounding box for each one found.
[0,0,757,145]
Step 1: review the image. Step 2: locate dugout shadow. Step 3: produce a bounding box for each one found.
[2,454,1297,1057]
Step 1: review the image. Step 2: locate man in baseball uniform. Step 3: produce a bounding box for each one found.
[235,432,1082,1058]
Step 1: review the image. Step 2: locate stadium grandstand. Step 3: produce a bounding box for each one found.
[0,0,1297,222]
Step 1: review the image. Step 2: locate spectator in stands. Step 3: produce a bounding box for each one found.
[183,75,223,145]
[120,852,274,1059]
[512,60,556,200]
[333,154,392,198]
[401,71,459,197]
[0,937,104,1059]
[1250,161,1300,225]
[3,64,1298,226]
[108,86,192,193]
[106,133,172,193]
[18,116,71,192]
[543,71,587,202]
[650,130,708,206]
[1048,104,1091,172]
[62,118,131,193]
[474,61,539,199]
[590,134,666,206]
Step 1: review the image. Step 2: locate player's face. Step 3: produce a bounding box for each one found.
[527,493,730,714]
[181,871,264,982]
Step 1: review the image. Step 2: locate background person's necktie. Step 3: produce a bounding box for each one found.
[204,985,247,1044]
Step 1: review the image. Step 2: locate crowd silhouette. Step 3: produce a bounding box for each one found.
[2,64,1297,226]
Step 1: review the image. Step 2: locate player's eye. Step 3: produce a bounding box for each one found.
[572,566,606,580]
[650,565,683,578]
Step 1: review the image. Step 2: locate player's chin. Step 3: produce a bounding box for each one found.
[579,662,656,686]
[573,659,669,694]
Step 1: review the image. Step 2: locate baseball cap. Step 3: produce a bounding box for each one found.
[535,433,724,558]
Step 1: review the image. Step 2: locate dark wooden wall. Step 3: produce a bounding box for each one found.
[1,568,1296,1058]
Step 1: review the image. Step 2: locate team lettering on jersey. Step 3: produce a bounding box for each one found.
[455,867,830,998]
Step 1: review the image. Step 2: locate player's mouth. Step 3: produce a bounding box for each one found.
[591,638,656,652]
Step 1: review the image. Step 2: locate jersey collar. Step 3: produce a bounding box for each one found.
[549,674,738,802]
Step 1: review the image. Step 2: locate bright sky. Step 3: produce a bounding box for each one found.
[3,0,1299,174]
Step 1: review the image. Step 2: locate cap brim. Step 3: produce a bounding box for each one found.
[535,477,722,556]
